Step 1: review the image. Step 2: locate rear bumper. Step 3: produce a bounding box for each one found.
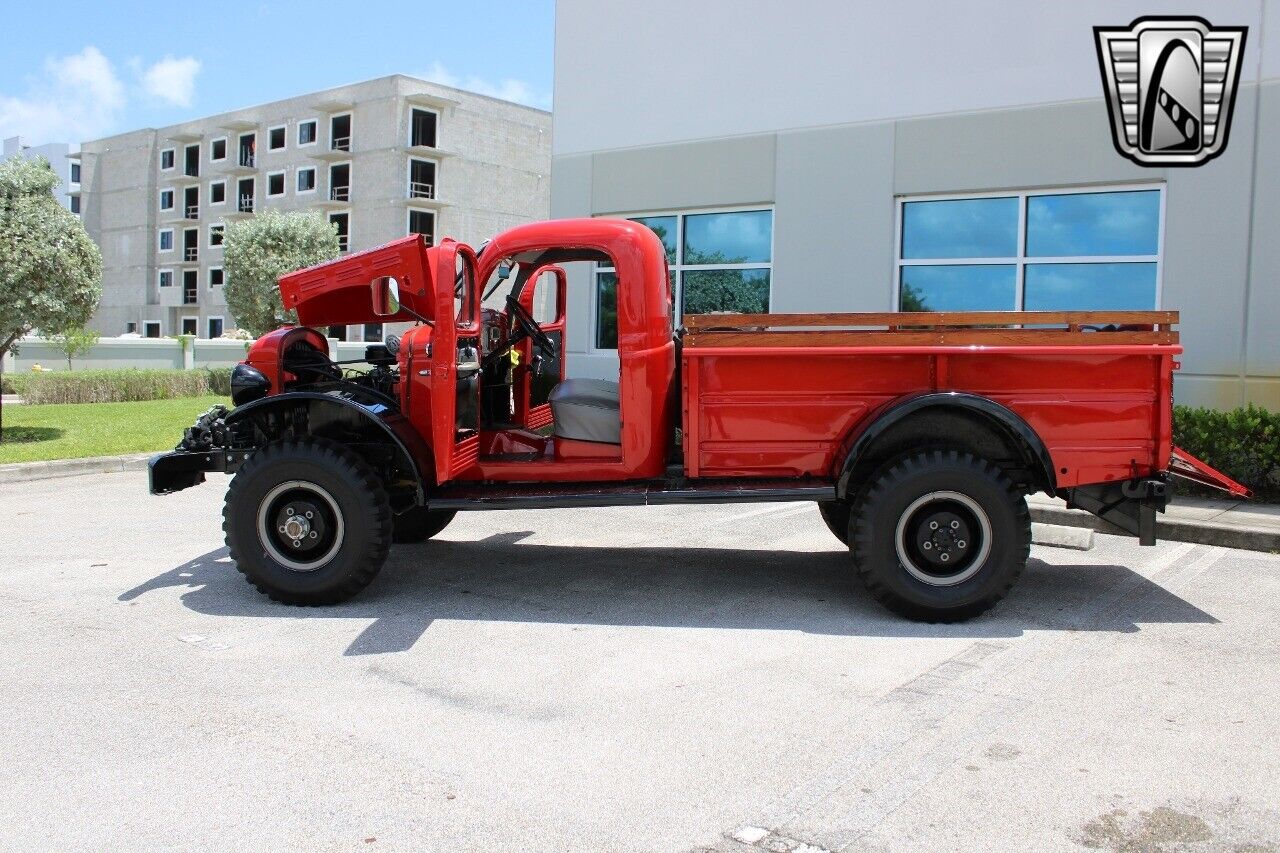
[1065,476,1169,546]
[149,450,248,495]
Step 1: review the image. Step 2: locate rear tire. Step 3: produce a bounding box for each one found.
[817,501,852,546]
[851,450,1029,622]
[393,507,457,543]
[224,437,392,605]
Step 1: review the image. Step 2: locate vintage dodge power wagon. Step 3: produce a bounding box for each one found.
[150,218,1247,621]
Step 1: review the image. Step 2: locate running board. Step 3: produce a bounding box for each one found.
[429,478,836,511]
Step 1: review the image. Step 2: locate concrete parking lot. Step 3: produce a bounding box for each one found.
[1,471,1278,852]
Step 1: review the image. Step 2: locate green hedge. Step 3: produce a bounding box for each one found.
[2,368,232,405]
[1172,404,1280,501]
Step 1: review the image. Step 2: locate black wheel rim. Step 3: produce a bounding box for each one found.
[256,480,345,572]
[894,490,991,586]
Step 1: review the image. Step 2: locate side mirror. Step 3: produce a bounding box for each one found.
[371,276,401,316]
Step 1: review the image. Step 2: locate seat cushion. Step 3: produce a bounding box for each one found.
[548,378,621,444]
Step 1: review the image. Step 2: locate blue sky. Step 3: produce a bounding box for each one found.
[0,0,554,146]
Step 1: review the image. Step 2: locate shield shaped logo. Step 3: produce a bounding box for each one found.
[1095,16,1247,166]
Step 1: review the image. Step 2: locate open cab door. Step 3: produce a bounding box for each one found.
[514,264,567,430]
[426,239,482,483]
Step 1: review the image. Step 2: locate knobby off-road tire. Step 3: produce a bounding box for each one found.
[224,437,393,605]
[851,450,1030,622]
[817,501,853,546]
[392,507,457,543]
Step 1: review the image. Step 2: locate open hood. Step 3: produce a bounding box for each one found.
[278,235,435,327]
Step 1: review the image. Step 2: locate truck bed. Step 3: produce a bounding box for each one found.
[680,311,1180,488]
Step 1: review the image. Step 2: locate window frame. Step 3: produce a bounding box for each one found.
[297,119,318,147]
[208,223,225,247]
[296,166,317,195]
[144,320,162,338]
[330,210,351,252]
[207,316,224,338]
[158,228,174,253]
[266,169,287,198]
[159,148,175,171]
[158,187,175,211]
[892,183,1167,312]
[592,205,775,353]
[408,106,440,148]
[209,136,228,162]
[267,123,287,152]
[406,208,434,243]
[208,266,224,288]
[69,161,80,185]
[208,178,227,206]
[181,316,199,337]
[158,268,174,288]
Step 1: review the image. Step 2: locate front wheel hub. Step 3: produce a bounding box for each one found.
[257,480,345,572]
[895,491,992,586]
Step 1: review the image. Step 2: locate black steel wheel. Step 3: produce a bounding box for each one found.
[393,507,458,543]
[224,437,392,605]
[817,501,852,546]
[851,450,1029,622]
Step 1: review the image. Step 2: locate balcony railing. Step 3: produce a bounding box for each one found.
[330,186,350,202]
[330,136,351,152]
[185,204,199,220]
[184,167,199,178]
[337,235,349,252]
[238,195,255,213]
[184,247,198,262]
[183,287,198,305]
[409,181,435,200]
[239,153,255,168]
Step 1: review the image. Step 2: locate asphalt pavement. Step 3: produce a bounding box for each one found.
[1,471,1278,852]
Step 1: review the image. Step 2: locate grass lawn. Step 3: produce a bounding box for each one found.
[0,396,227,464]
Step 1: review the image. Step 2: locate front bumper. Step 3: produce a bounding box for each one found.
[148,449,250,495]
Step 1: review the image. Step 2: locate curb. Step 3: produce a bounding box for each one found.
[1029,502,1280,554]
[0,452,154,484]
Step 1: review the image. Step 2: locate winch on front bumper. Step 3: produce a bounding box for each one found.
[149,404,253,495]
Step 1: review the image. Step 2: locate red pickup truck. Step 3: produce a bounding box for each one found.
[150,218,1246,621]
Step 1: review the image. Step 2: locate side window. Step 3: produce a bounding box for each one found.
[530,269,560,325]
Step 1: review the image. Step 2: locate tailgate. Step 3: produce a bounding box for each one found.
[1169,446,1251,497]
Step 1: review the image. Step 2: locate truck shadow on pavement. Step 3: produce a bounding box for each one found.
[119,530,1216,656]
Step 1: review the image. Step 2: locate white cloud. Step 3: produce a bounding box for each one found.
[140,56,201,107]
[0,46,126,144]
[418,61,549,110]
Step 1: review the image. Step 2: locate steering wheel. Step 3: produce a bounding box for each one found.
[505,294,557,358]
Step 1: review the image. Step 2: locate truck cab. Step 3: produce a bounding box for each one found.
[150,217,1247,622]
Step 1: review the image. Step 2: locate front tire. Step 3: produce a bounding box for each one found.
[224,438,393,605]
[851,450,1029,622]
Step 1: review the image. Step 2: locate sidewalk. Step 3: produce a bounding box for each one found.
[1028,493,1280,553]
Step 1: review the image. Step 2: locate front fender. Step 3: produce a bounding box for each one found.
[226,391,432,502]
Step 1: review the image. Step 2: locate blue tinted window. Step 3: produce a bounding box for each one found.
[682,269,769,314]
[901,197,1018,259]
[683,210,772,264]
[1023,263,1157,310]
[630,216,677,264]
[899,265,1016,311]
[1026,191,1160,257]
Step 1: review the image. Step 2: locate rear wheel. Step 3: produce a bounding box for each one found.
[224,437,392,605]
[393,507,457,543]
[851,450,1029,622]
[817,501,852,546]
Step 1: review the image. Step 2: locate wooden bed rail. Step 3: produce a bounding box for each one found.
[682,310,1179,347]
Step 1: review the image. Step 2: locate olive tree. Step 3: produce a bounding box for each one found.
[0,156,102,361]
[223,209,340,337]
[0,155,102,437]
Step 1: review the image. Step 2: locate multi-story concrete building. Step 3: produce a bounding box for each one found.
[77,74,550,341]
[3,136,80,213]
[551,0,1279,411]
